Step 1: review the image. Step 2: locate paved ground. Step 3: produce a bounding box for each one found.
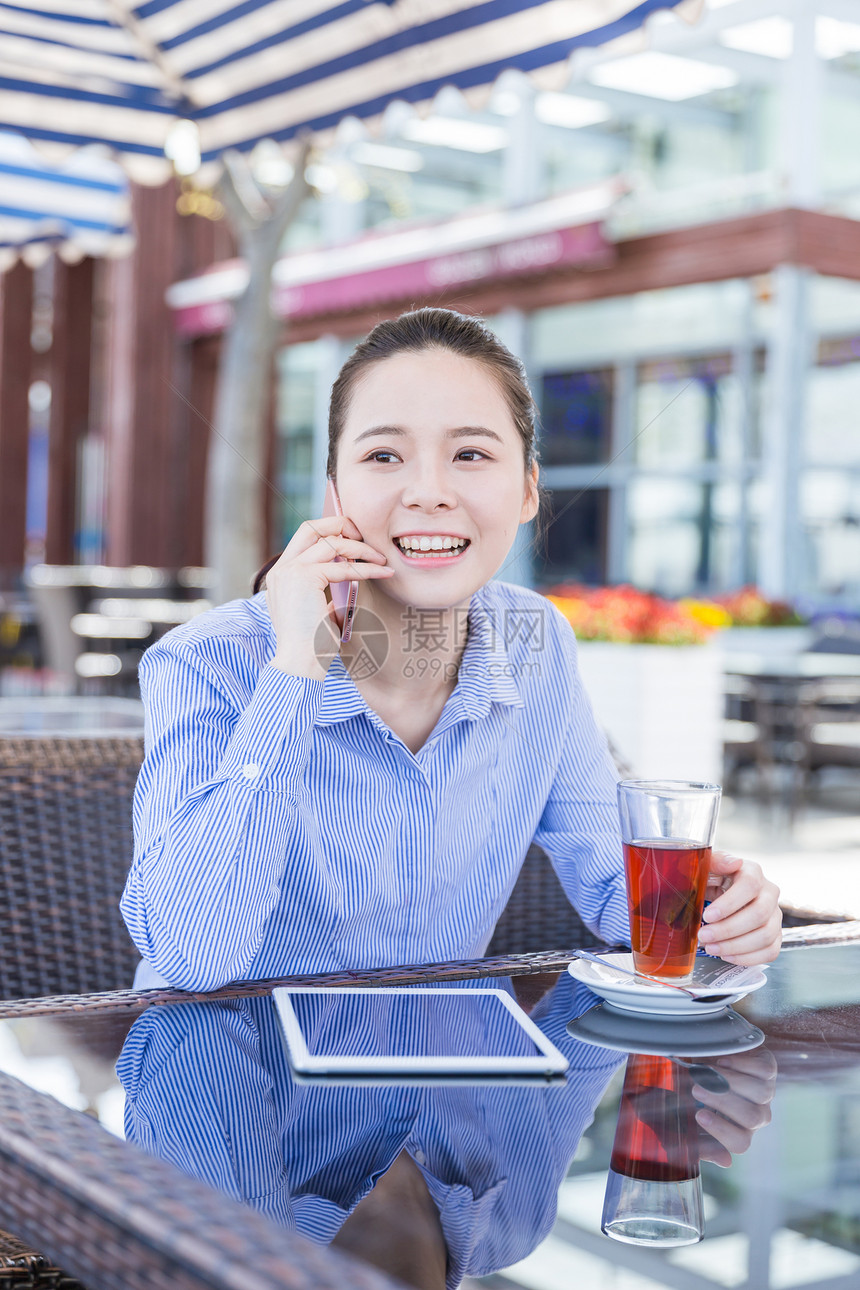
[716,770,860,919]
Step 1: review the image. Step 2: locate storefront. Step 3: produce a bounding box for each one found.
[168,201,860,608]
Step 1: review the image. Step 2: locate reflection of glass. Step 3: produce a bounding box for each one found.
[601,1053,703,1247]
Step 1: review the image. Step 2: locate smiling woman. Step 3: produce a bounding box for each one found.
[120,308,781,1005]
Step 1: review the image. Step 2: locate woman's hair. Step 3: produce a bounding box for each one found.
[253,307,546,594]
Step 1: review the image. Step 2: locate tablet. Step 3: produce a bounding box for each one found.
[272,986,569,1085]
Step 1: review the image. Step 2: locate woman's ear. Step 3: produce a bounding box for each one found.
[520,461,540,524]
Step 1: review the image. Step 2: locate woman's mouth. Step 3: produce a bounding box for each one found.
[393,535,471,562]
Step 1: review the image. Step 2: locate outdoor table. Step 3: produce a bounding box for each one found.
[722,655,860,805]
[0,696,144,735]
[723,652,860,678]
[0,923,856,1290]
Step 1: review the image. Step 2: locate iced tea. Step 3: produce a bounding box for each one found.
[624,838,711,981]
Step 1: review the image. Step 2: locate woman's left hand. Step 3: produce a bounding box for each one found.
[697,851,782,965]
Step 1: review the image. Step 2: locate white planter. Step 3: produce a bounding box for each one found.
[575,641,723,784]
[717,626,815,655]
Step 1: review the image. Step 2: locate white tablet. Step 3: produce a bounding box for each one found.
[272,986,569,1085]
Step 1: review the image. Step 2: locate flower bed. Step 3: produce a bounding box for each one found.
[541,583,806,644]
[542,583,713,646]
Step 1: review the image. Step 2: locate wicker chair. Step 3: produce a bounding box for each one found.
[0,1232,84,1288]
[487,843,599,954]
[0,736,143,999]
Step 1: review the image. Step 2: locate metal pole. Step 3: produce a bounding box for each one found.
[759,1,822,599]
[759,264,812,600]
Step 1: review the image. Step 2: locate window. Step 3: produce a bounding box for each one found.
[540,369,613,466]
[540,488,609,586]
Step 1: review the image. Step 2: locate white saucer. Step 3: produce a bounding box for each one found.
[566,953,767,1017]
[567,1003,766,1057]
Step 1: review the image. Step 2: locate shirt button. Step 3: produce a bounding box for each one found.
[242,763,261,780]
[412,1148,426,1165]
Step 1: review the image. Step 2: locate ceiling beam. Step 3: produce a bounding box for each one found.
[562,84,734,128]
[573,0,790,69]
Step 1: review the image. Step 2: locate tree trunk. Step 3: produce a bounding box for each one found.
[205,147,310,606]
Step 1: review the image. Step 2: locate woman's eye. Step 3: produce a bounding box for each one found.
[366,450,399,463]
[456,449,487,462]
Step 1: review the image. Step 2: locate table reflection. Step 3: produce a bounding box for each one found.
[117,976,621,1289]
[115,972,782,1288]
[601,1046,777,1248]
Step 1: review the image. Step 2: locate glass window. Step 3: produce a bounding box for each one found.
[275,345,318,546]
[539,488,608,586]
[635,356,741,468]
[539,369,613,466]
[544,120,628,196]
[800,471,860,599]
[805,360,860,466]
[356,108,506,233]
[822,92,860,199]
[531,282,752,371]
[627,479,749,596]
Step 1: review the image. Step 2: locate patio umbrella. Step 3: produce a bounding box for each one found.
[0,131,130,270]
[0,0,699,600]
[0,1,697,178]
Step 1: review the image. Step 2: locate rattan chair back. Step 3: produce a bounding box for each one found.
[0,736,143,999]
[487,843,601,954]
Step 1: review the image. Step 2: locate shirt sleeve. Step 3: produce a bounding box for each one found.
[120,638,325,990]
[532,623,631,946]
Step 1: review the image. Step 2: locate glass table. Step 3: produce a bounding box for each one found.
[0,936,857,1290]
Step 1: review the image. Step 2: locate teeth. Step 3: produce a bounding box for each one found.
[395,535,469,558]
[396,536,468,552]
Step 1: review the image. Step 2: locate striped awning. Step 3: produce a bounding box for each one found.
[0,1,694,184]
[0,131,131,268]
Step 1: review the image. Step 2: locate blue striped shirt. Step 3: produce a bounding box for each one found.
[118,975,622,1286]
[121,581,628,991]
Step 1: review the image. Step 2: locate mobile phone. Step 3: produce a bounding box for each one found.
[322,477,359,644]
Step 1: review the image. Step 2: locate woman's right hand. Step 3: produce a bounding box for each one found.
[265,515,394,680]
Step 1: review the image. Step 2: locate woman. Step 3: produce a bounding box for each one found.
[122,308,781,991]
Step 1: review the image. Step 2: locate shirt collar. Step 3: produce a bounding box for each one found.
[316,656,372,726]
[312,590,524,728]
[456,590,525,719]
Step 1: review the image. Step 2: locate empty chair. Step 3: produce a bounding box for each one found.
[0,723,143,999]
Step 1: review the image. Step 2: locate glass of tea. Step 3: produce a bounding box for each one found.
[617,779,722,983]
[601,1052,704,1246]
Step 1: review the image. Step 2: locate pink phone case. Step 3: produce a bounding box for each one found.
[322,478,359,644]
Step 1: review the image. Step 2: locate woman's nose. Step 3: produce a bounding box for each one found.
[400,465,456,511]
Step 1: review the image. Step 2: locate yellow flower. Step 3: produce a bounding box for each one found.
[680,599,732,629]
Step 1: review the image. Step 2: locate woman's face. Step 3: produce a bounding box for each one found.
[335,349,539,611]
